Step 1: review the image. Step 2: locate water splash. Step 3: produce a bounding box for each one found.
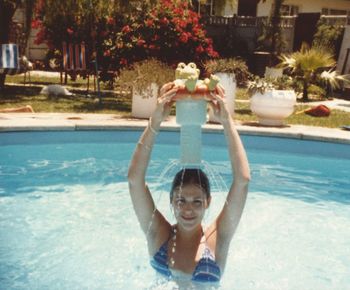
[201,160,229,196]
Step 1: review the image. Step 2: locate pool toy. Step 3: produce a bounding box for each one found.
[174,62,220,167]
[173,62,219,100]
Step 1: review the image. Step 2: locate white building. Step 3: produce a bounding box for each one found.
[195,0,350,17]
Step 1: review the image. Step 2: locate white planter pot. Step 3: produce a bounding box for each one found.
[208,72,236,123]
[131,83,158,119]
[250,90,296,126]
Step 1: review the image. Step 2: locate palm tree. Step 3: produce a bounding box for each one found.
[279,43,336,101]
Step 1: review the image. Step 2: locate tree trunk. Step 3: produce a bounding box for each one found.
[0,73,6,90]
[302,79,308,102]
[0,1,19,43]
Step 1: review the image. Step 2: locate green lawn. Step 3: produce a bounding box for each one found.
[5,73,112,89]
[0,84,130,115]
[1,75,350,128]
[235,101,350,128]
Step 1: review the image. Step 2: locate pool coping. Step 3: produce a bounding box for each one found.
[0,113,350,144]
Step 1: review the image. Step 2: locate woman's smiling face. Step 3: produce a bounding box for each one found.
[172,183,210,231]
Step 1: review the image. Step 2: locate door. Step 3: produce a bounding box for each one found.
[293,13,320,50]
[237,0,258,16]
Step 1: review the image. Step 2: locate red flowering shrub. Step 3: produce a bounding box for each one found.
[104,0,219,70]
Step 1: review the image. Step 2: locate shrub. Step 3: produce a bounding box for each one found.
[203,58,251,87]
[116,58,174,94]
[104,0,219,70]
[247,75,294,96]
[307,84,326,99]
[312,18,345,57]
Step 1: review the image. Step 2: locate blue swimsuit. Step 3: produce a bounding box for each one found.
[150,230,221,282]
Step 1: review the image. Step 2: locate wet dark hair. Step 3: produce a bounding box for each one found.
[170,168,210,202]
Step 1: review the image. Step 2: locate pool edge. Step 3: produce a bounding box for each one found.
[0,114,349,145]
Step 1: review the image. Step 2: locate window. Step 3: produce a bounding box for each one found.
[281,4,299,16]
[321,8,349,16]
[193,0,214,16]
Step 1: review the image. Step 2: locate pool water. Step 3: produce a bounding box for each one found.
[0,131,349,290]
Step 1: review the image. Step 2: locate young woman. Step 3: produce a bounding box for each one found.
[128,82,250,282]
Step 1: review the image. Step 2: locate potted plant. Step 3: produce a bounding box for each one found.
[248,75,296,126]
[117,59,174,118]
[204,58,250,122]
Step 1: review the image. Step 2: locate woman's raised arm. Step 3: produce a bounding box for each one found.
[127,83,178,252]
[208,85,251,246]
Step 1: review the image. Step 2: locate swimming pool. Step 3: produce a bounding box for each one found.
[0,130,349,290]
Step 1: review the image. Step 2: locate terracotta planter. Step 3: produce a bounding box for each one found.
[131,83,158,119]
[250,90,296,126]
[208,72,236,123]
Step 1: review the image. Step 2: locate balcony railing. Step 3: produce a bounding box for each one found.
[320,15,350,26]
[202,15,296,27]
[203,15,350,27]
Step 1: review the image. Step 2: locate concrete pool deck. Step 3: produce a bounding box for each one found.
[0,113,349,144]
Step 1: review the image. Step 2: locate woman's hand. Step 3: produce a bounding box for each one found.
[151,82,178,127]
[209,85,232,124]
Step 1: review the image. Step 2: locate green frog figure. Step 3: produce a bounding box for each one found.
[175,62,219,92]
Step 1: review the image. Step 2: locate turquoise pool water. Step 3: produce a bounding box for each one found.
[0,131,349,290]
